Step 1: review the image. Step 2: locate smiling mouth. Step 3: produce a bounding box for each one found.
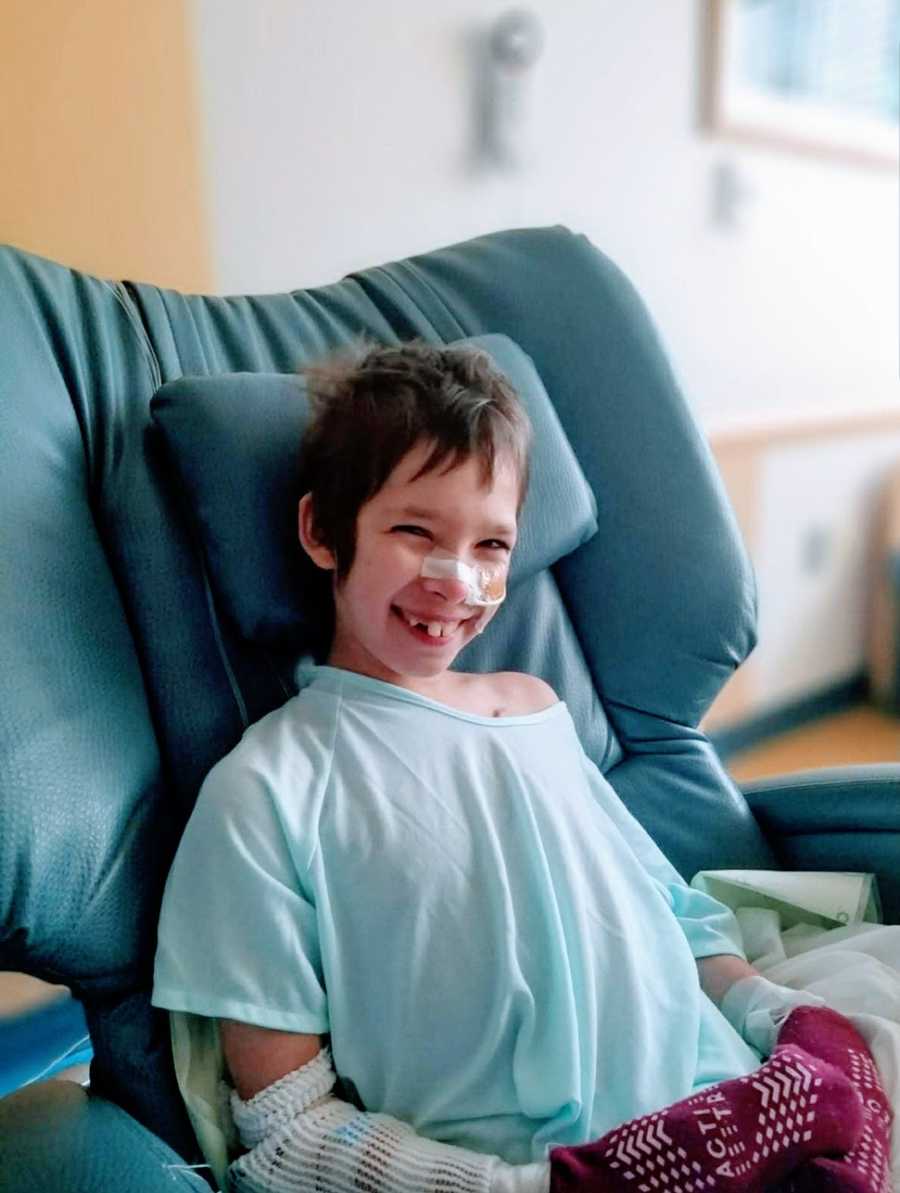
[391,606,471,640]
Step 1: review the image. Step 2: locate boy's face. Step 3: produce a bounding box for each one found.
[299,439,520,690]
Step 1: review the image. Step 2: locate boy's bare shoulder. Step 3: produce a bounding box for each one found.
[497,672,559,714]
[455,671,558,717]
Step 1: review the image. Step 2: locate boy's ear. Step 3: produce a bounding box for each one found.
[298,493,336,571]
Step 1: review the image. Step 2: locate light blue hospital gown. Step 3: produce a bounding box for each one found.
[152,663,760,1166]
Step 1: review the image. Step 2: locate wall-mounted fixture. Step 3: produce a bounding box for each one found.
[710,158,756,230]
[472,8,545,172]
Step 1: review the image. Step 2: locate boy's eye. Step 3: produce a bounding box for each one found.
[391,527,510,551]
[392,525,431,538]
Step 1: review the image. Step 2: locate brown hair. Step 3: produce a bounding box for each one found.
[299,339,532,581]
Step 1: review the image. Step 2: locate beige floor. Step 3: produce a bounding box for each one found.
[727,703,899,783]
[2,704,897,1030]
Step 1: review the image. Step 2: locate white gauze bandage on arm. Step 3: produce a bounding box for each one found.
[227,1048,549,1193]
[719,974,825,1057]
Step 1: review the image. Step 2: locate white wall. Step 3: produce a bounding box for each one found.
[190,0,897,430]
[189,0,899,720]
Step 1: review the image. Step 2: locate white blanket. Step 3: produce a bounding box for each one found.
[738,912,900,1190]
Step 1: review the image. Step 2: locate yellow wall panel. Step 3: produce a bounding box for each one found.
[1,0,211,291]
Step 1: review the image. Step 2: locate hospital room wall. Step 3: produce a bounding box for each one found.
[0,0,212,292]
[188,1,897,428]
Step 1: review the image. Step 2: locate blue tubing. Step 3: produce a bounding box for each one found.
[0,993,93,1096]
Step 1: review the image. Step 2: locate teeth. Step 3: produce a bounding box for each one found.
[396,610,458,639]
[398,609,461,638]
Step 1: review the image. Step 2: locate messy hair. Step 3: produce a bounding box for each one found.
[299,339,532,582]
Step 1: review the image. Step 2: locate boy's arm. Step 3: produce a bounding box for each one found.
[575,753,826,1054]
[221,1020,322,1100]
[221,1021,549,1193]
[695,953,759,1006]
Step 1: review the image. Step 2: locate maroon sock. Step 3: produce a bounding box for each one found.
[549,1044,863,1193]
[777,1006,893,1193]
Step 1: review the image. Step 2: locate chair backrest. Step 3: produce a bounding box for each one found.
[0,226,775,1157]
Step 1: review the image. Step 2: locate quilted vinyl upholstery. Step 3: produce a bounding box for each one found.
[1,228,774,1179]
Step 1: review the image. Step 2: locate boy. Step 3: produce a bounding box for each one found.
[153,342,888,1193]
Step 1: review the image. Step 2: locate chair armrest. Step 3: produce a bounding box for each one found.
[739,763,900,925]
[740,763,900,832]
[0,1081,212,1193]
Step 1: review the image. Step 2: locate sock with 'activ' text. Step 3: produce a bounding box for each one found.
[549,1043,864,1193]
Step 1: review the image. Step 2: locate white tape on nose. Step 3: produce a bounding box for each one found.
[419,551,506,607]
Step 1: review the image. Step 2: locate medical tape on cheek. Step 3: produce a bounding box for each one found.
[419,552,507,607]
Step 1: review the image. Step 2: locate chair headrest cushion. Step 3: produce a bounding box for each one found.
[151,334,598,646]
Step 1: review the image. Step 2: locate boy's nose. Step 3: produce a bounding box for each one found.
[420,574,471,605]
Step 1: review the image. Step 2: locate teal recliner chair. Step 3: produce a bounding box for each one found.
[1,226,897,1192]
